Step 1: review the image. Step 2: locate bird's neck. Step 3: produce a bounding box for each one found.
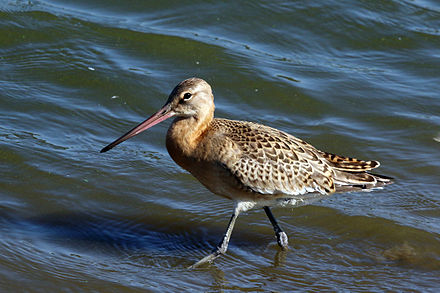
[166,108,214,156]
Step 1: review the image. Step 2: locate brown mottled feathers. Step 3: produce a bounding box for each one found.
[209,118,391,196]
[319,151,379,171]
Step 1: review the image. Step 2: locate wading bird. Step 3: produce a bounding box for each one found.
[101,77,392,268]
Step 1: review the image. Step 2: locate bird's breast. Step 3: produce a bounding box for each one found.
[165,121,253,200]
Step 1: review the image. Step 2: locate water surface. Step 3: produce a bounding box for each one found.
[1,0,440,291]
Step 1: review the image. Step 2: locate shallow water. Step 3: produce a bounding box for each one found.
[1,0,440,291]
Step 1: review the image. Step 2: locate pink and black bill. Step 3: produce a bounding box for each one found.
[100,104,174,153]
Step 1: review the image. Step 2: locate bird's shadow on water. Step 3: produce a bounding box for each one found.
[0,208,277,267]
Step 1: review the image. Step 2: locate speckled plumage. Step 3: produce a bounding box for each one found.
[166,112,390,204]
[102,77,392,267]
[212,119,335,195]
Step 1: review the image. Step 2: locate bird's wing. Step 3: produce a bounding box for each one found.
[318,151,380,172]
[212,119,336,196]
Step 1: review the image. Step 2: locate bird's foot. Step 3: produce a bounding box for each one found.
[188,244,227,269]
[276,231,289,250]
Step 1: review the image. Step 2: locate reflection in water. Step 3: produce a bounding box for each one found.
[272,248,289,268]
[379,242,440,270]
[208,265,227,292]
[0,195,439,290]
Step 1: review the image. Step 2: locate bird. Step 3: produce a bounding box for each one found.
[100,77,392,268]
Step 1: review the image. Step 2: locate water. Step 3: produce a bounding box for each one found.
[1,0,439,291]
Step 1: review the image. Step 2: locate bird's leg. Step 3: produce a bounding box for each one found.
[263,206,289,250]
[189,203,243,269]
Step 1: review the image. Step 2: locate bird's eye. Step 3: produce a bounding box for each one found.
[183,92,192,101]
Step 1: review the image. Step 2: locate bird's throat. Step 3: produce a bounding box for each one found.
[166,112,213,159]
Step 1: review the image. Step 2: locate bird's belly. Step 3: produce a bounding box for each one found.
[184,160,252,200]
[167,142,332,203]
[176,158,329,204]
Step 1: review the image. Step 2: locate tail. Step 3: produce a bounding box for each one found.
[321,151,393,193]
[332,171,393,193]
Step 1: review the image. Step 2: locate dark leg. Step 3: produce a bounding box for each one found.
[189,204,241,268]
[263,206,289,250]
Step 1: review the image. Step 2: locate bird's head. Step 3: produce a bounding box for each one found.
[100,77,214,153]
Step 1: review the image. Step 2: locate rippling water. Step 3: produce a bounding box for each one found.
[1,0,439,291]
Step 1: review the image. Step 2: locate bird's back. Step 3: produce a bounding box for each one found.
[199,118,392,199]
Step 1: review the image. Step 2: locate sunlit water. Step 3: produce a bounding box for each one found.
[1,0,439,291]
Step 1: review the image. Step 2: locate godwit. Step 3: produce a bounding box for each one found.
[101,77,392,267]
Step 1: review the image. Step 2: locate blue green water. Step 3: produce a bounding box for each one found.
[1,0,439,291]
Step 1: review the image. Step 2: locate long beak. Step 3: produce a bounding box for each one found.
[100,104,175,153]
